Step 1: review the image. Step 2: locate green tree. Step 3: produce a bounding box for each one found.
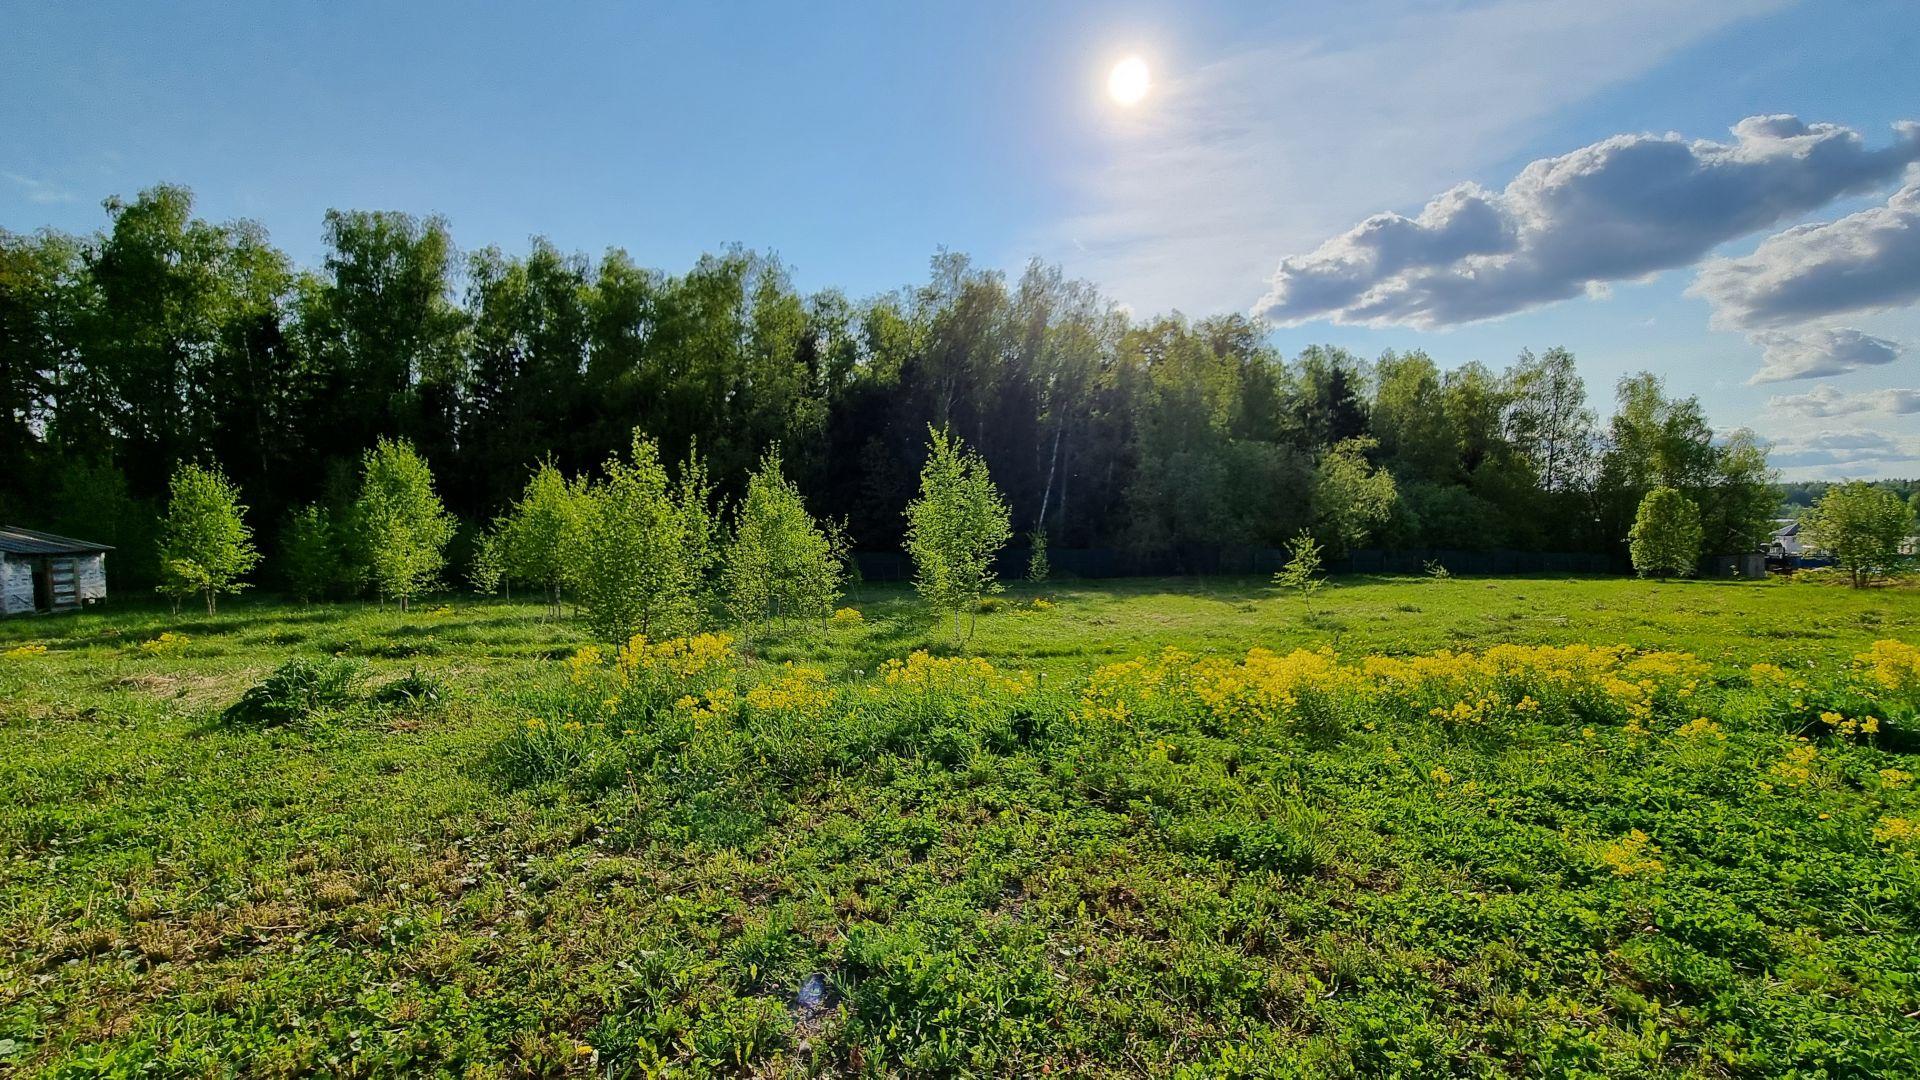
[722,448,843,635]
[1271,530,1325,606]
[1026,528,1050,583]
[575,432,716,641]
[279,504,341,605]
[904,426,1012,641]
[1628,487,1703,581]
[497,459,589,617]
[1312,437,1397,558]
[156,462,259,615]
[1803,482,1915,588]
[353,437,454,612]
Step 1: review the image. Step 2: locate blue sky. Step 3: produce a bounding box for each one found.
[5,0,1917,477]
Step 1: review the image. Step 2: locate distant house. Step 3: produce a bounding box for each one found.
[0,527,112,615]
[1768,519,1806,559]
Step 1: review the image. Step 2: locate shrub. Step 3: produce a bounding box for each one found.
[1629,487,1702,580]
[372,667,447,707]
[224,656,365,726]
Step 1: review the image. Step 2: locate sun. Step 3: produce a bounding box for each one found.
[1107,56,1150,106]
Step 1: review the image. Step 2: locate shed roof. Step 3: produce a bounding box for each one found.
[0,526,115,555]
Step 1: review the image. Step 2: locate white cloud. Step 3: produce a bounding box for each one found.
[3,172,78,205]
[1767,428,1920,471]
[1037,0,1787,316]
[1746,326,1905,384]
[1252,116,1920,328]
[1768,383,1920,418]
[1690,182,1920,329]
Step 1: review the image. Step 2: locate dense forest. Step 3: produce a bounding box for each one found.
[2,184,1783,590]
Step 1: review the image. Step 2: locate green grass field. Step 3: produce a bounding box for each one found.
[3,576,1919,1077]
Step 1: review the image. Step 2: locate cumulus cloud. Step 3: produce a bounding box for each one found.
[1039,0,1785,315]
[1253,116,1920,328]
[1690,183,1920,329]
[1768,384,1920,418]
[1767,429,1920,471]
[1745,326,1904,384]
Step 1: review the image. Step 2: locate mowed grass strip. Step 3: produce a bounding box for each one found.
[1,576,1917,1077]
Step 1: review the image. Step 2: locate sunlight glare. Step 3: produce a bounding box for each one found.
[1108,56,1150,106]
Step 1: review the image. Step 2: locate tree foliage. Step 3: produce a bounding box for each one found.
[0,185,1788,584]
[1312,437,1397,558]
[279,504,342,605]
[1629,487,1703,581]
[904,426,1012,641]
[1803,482,1915,588]
[157,462,259,614]
[1271,530,1325,605]
[723,448,844,633]
[495,459,588,616]
[574,433,716,641]
[353,438,455,611]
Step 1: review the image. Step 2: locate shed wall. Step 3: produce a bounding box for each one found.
[77,553,107,602]
[2,557,33,616]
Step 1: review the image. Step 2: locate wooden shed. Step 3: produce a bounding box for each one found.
[1,526,112,615]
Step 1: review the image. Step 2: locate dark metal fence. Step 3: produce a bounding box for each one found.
[852,546,1636,583]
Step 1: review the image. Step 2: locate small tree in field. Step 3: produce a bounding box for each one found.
[280,504,341,605]
[1629,487,1703,581]
[1026,529,1050,583]
[575,432,717,641]
[353,438,455,612]
[904,426,1012,642]
[1803,481,1915,588]
[1272,530,1325,606]
[498,459,589,618]
[157,462,259,615]
[723,448,843,635]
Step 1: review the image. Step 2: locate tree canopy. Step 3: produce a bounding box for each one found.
[0,184,1796,590]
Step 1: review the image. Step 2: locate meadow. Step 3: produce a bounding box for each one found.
[2,575,1919,1077]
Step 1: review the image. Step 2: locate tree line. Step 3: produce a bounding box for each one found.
[155,426,1021,640]
[4,183,1787,592]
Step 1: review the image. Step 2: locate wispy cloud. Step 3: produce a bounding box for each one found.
[1768,383,1920,418]
[3,171,79,205]
[1767,428,1920,471]
[1253,116,1920,328]
[1038,0,1788,316]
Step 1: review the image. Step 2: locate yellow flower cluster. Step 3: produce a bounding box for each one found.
[139,632,189,654]
[1881,768,1914,790]
[3,643,48,658]
[1080,643,1709,738]
[882,651,1035,697]
[1873,816,1918,854]
[674,687,736,722]
[1769,742,1820,787]
[1856,640,1920,694]
[1598,830,1666,877]
[1818,710,1880,739]
[1672,717,1727,741]
[745,664,834,719]
[564,644,605,684]
[616,632,734,683]
[830,607,863,625]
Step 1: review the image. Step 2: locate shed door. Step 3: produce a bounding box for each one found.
[47,557,78,610]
